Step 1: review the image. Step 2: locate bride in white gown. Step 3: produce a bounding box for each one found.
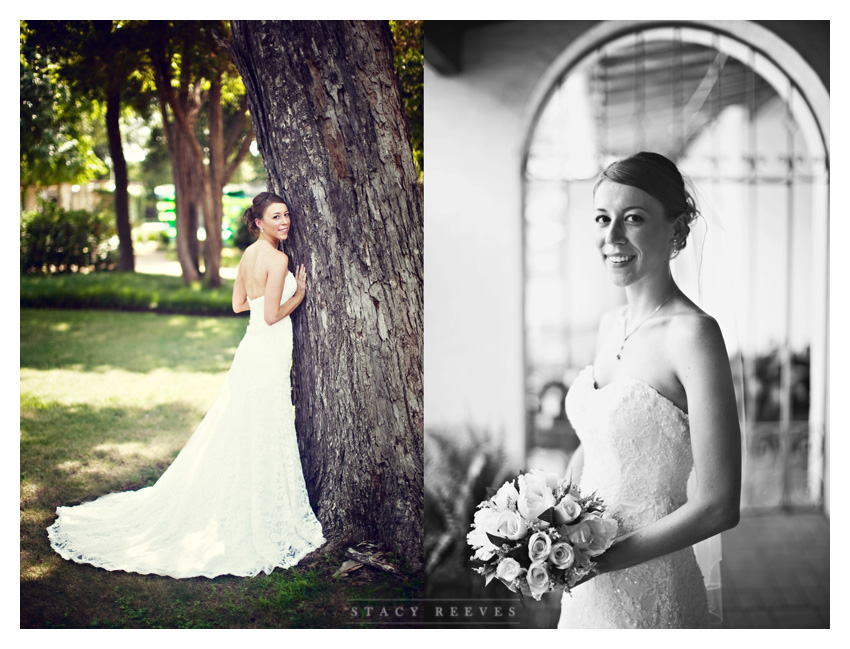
[558,152,741,628]
[48,192,325,578]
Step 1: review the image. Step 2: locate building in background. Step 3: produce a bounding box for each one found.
[424,21,829,520]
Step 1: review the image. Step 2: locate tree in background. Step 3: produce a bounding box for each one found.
[146,21,254,287]
[226,20,423,571]
[24,20,151,272]
[20,24,107,217]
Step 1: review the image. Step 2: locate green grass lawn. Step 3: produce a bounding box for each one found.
[20,308,422,628]
[20,271,236,315]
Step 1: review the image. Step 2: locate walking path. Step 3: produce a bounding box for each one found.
[717,511,829,628]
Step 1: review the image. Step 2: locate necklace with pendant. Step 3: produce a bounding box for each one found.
[616,287,678,360]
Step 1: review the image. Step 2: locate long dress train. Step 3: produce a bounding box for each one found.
[558,366,709,628]
[47,271,325,578]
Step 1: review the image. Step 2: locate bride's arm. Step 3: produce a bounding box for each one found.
[232,264,249,313]
[594,314,741,574]
[263,253,307,326]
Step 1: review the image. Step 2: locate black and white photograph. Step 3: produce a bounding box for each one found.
[424,19,830,629]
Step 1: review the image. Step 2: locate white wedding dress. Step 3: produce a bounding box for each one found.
[47,271,325,578]
[558,365,710,628]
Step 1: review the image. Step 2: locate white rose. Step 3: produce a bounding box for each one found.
[495,557,522,582]
[548,541,575,569]
[553,494,582,525]
[526,561,550,600]
[467,507,501,559]
[495,509,528,540]
[528,531,553,563]
[583,517,619,556]
[517,471,556,521]
[492,481,520,511]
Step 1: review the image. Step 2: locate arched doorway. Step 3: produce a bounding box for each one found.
[521,21,829,513]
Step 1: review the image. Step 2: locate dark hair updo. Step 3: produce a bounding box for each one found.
[241,192,288,238]
[594,151,700,257]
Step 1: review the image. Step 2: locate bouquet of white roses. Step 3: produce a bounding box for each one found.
[467,470,618,601]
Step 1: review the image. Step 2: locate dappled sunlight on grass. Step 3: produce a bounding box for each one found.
[21,506,54,530]
[20,481,42,509]
[21,309,245,374]
[92,439,182,462]
[20,358,231,513]
[20,551,60,583]
[20,306,424,628]
[21,368,226,411]
[165,315,191,327]
[54,448,170,481]
[22,398,209,504]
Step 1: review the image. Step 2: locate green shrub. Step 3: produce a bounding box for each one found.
[20,200,117,274]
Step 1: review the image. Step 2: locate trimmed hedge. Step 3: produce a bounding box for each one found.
[20,272,237,316]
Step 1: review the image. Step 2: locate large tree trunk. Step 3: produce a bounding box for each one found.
[227,20,424,571]
[173,127,202,283]
[151,37,201,285]
[105,85,135,272]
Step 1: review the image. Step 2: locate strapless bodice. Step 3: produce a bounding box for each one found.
[559,365,709,628]
[566,365,693,533]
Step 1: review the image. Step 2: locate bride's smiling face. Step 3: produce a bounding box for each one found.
[594,180,676,288]
[256,202,291,242]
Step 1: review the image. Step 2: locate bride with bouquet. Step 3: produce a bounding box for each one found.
[469,152,741,628]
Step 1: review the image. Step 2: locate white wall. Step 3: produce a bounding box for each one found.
[424,22,595,466]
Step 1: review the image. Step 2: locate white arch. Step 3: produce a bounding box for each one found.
[520,19,830,513]
[520,20,829,165]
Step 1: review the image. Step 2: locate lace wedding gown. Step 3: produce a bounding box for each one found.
[48,271,325,578]
[558,365,709,628]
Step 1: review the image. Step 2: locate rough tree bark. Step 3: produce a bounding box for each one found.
[227,20,424,571]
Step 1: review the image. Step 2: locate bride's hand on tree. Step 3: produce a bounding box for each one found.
[294,264,307,298]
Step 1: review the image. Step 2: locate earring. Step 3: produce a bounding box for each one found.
[670,238,681,259]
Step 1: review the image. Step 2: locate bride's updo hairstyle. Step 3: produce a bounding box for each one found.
[594,151,700,258]
[242,191,288,238]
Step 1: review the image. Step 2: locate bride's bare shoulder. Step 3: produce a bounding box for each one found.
[250,244,288,268]
[666,308,728,364]
[268,248,289,272]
